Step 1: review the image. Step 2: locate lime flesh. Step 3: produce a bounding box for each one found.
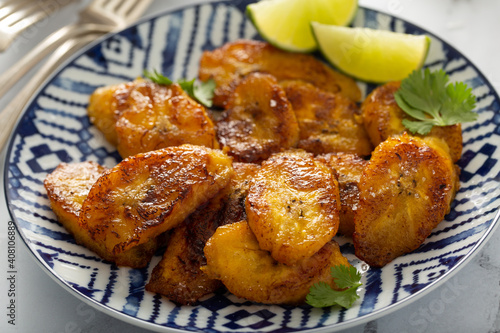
[247,0,358,53]
[311,22,430,82]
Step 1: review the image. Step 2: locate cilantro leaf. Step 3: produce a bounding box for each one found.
[143,69,173,85]
[177,78,196,97]
[330,265,362,289]
[401,119,434,135]
[305,265,362,309]
[394,68,478,135]
[194,79,216,108]
[143,69,215,107]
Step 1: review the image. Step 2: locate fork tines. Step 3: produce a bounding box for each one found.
[0,0,74,51]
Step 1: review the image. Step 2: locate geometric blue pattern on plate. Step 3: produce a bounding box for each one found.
[5,1,500,332]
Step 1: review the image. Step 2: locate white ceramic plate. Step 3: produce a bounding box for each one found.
[5,1,500,332]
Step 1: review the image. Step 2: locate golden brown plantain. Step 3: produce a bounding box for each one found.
[246,150,340,266]
[216,162,261,226]
[145,220,223,305]
[88,81,135,146]
[216,73,299,163]
[199,40,361,107]
[202,221,350,305]
[353,134,460,267]
[281,80,372,156]
[79,145,234,256]
[317,153,368,237]
[145,162,259,305]
[44,161,160,268]
[88,78,219,158]
[361,81,463,162]
[45,161,106,240]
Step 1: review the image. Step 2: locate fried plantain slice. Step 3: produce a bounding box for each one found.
[216,73,299,163]
[361,81,463,162]
[246,150,340,265]
[145,220,223,305]
[353,134,460,267]
[79,145,234,256]
[281,80,373,156]
[145,162,259,305]
[45,162,107,232]
[88,78,219,158]
[317,152,368,237]
[216,162,261,226]
[202,221,350,305]
[199,39,361,107]
[44,161,160,268]
[88,81,135,146]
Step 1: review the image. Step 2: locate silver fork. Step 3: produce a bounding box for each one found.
[0,0,74,52]
[0,0,152,99]
[0,0,152,150]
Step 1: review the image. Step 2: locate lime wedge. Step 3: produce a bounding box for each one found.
[247,0,358,53]
[311,22,430,82]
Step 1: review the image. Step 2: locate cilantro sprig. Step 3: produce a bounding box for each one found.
[143,69,216,108]
[306,265,362,308]
[394,68,478,135]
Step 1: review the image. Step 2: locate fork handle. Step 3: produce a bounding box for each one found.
[0,23,111,100]
[0,33,102,152]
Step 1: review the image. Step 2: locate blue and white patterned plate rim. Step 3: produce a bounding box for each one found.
[4,0,500,332]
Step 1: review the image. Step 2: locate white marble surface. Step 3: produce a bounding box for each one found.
[1,0,499,332]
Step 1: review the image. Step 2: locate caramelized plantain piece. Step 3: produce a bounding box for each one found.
[361,81,463,162]
[281,80,373,156]
[202,221,350,305]
[79,145,234,256]
[199,40,361,107]
[88,81,135,146]
[246,150,340,266]
[44,162,160,268]
[87,78,219,158]
[317,153,368,237]
[145,162,259,305]
[145,220,223,305]
[115,81,219,157]
[353,134,460,267]
[44,162,106,238]
[216,73,299,163]
[217,162,261,226]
